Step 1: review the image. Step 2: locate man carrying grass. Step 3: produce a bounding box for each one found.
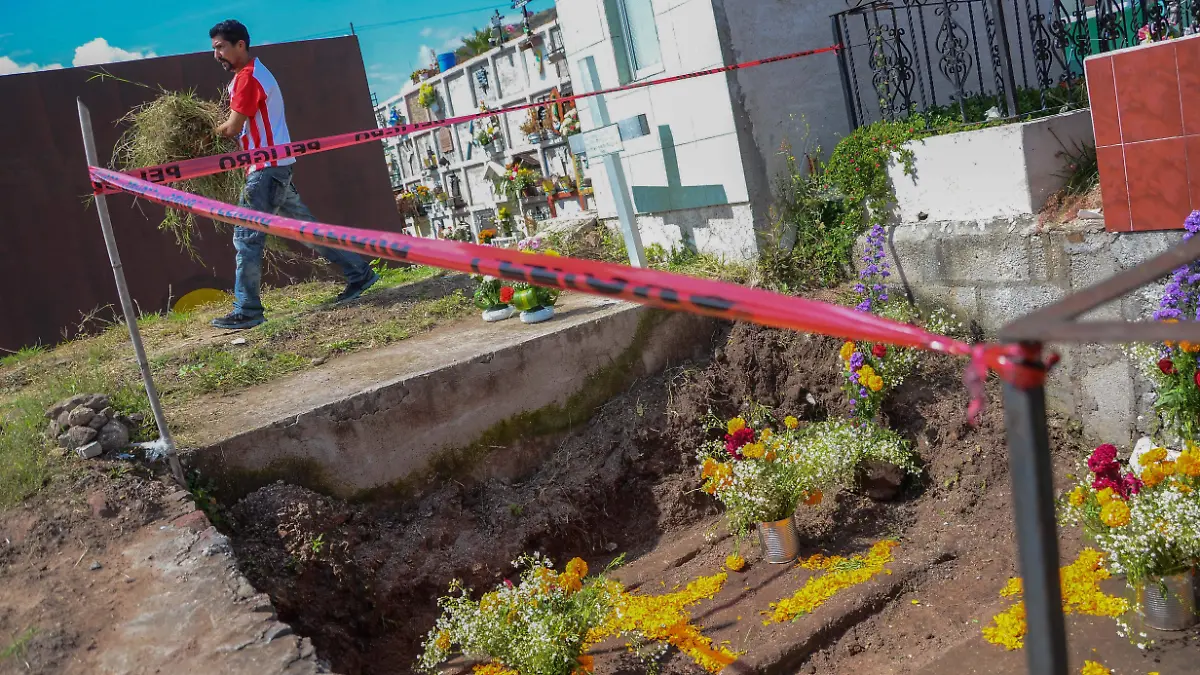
[208,19,378,330]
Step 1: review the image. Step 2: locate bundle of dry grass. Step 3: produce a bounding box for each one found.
[111,90,245,257]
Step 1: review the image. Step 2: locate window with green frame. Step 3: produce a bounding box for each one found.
[604,0,664,83]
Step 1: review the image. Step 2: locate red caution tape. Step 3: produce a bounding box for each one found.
[89,166,1054,421]
[93,45,843,195]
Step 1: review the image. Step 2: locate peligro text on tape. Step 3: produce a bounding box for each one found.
[88,165,1052,406]
[94,44,842,195]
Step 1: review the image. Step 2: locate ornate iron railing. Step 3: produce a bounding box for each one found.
[833,0,1200,129]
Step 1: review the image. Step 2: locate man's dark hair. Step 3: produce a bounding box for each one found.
[210,20,251,47]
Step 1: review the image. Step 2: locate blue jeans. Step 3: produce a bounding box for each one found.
[233,166,373,319]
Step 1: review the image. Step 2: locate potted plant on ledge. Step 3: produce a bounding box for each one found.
[473,276,516,322]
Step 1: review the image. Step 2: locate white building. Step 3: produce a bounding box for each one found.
[556,0,851,260]
[373,10,597,240]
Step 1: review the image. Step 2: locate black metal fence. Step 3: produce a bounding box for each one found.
[833,0,1200,129]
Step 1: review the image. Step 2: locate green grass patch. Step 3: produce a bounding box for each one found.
[0,346,46,368]
[371,261,443,289]
[0,627,37,662]
[170,347,308,395]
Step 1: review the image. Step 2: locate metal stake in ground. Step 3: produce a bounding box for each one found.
[76,98,186,487]
[1001,371,1069,675]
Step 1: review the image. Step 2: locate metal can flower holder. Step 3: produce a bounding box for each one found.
[757,516,800,564]
[1139,570,1198,631]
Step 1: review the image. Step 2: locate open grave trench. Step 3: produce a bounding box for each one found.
[199,314,1089,675]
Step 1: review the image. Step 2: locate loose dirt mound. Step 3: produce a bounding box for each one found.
[224,322,1086,675]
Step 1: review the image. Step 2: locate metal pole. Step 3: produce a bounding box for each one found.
[76,98,186,487]
[989,0,1021,117]
[832,16,860,131]
[1001,369,1069,675]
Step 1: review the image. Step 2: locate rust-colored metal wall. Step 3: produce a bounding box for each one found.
[0,36,400,351]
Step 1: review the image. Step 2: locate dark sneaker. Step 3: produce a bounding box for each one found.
[211,311,266,330]
[335,272,380,304]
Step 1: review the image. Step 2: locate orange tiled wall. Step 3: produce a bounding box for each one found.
[1085,34,1200,232]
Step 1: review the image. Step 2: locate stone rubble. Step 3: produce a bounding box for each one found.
[45,392,134,459]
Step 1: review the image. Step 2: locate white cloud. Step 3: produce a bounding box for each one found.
[419,27,435,38]
[0,55,63,75]
[72,38,156,67]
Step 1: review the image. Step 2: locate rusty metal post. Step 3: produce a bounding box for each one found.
[77,98,186,487]
[1001,355,1069,675]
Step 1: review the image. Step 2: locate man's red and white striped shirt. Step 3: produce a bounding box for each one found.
[228,58,294,173]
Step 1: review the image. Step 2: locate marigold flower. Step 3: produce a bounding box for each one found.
[872,343,887,358]
[764,450,777,462]
[760,428,772,440]
[741,443,766,459]
[858,365,876,380]
[725,554,746,572]
[701,458,717,480]
[575,655,594,674]
[1144,447,1168,464]
[1177,450,1200,477]
[1068,486,1086,507]
[1100,500,1130,527]
[1141,464,1165,488]
[434,630,451,651]
[784,416,799,430]
[804,490,824,506]
[868,375,884,392]
[1080,660,1112,675]
[566,557,588,579]
[839,341,856,361]
[559,573,583,593]
[727,417,746,434]
[1095,487,1116,506]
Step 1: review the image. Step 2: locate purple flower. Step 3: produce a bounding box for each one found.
[856,300,873,312]
[849,352,865,370]
[859,387,869,397]
[854,284,867,293]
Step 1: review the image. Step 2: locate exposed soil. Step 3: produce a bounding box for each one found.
[219,320,1124,675]
[1038,183,1103,227]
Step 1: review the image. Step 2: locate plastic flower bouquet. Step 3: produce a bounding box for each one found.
[418,553,610,675]
[696,413,824,537]
[474,275,515,311]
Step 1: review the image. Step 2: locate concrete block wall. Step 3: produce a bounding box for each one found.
[872,218,1181,444]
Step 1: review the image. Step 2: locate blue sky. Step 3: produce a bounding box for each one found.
[0,0,548,99]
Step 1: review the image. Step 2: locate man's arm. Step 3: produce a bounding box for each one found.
[216,110,249,139]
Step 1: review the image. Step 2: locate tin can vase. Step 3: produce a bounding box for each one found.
[1139,570,1198,631]
[756,516,800,564]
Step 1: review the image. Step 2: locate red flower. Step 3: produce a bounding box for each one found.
[724,427,756,459]
[499,287,514,304]
[1195,370,1200,388]
[1158,358,1177,375]
[1122,473,1143,497]
[1091,475,1122,495]
[872,344,887,358]
[1087,444,1118,475]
